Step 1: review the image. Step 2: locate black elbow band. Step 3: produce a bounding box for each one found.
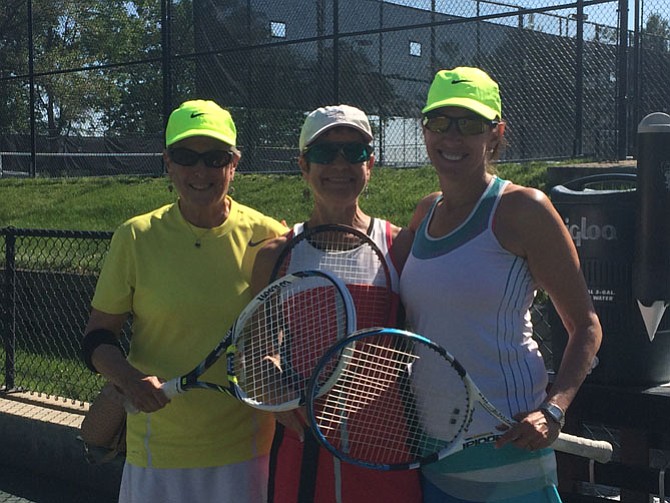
[81,328,122,373]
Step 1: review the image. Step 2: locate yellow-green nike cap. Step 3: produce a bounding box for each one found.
[423,67,501,120]
[165,100,237,147]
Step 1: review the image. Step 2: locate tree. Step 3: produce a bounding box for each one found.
[0,0,31,135]
[0,0,167,141]
[642,13,670,53]
[640,13,670,115]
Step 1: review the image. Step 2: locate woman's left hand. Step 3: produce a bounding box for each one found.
[494,409,560,451]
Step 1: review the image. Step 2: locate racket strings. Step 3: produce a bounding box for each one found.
[278,227,394,328]
[234,276,350,408]
[311,333,473,466]
[316,343,416,426]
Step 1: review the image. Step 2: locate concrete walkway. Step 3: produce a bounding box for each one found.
[0,392,121,502]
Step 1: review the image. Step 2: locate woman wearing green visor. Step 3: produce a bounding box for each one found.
[82,100,286,502]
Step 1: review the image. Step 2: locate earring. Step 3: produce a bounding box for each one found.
[228,185,235,196]
[167,183,173,192]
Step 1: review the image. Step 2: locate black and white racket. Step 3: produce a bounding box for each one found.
[306,328,613,470]
[157,270,356,411]
[271,223,395,329]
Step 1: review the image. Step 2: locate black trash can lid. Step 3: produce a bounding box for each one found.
[638,112,670,134]
[551,173,636,196]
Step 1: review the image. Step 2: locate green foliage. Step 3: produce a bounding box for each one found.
[0,0,166,137]
[493,161,551,192]
[643,13,670,53]
[0,164,548,231]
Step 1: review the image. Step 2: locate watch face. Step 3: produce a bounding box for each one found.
[542,403,565,427]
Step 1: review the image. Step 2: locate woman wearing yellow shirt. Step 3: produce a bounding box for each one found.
[81,100,286,502]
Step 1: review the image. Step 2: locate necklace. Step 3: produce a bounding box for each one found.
[180,199,229,248]
[185,222,212,248]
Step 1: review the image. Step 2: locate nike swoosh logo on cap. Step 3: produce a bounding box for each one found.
[451,79,472,84]
[190,112,206,118]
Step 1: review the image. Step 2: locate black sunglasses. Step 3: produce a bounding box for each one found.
[168,148,234,168]
[422,114,499,136]
[303,142,373,165]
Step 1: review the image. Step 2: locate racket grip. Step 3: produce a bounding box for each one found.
[122,380,179,414]
[553,432,613,464]
[160,378,180,399]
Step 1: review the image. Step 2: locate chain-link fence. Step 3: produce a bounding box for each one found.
[0,227,133,403]
[3,227,669,498]
[0,226,553,400]
[1,0,668,177]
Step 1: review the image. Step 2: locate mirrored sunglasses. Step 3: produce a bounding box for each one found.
[303,142,373,165]
[168,148,234,168]
[422,115,499,136]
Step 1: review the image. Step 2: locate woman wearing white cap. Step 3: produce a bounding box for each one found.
[400,67,601,501]
[251,104,421,503]
[81,100,287,502]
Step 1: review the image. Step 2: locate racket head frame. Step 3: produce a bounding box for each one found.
[306,327,614,468]
[160,270,356,411]
[305,327,478,470]
[227,269,357,411]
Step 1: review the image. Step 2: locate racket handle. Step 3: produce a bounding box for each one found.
[160,378,180,399]
[552,432,613,463]
[122,380,179,414]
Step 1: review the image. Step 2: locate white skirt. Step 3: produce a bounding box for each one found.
[118,456,269,503]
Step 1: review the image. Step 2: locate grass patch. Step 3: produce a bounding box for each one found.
[6,349,105,401]
[0,163,548,231]
[1,163,551,398]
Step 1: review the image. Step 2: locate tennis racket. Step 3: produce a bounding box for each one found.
[269,223,398,498]
[155,270,356,412]
[270,223,395,329]
[306,327,613,470]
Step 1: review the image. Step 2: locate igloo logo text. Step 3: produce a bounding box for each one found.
[564,217,618,247]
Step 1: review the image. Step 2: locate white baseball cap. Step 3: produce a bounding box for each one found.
[299,105,373,151]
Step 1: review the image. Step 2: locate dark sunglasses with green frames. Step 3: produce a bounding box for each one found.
[303,142,373,165]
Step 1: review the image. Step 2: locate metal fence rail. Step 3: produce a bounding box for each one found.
[0,0,668,177]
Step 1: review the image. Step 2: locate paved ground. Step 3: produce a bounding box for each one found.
[0,463,116,503]
[0,393,121,503]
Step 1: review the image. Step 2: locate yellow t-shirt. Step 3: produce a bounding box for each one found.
[92,198,286,468]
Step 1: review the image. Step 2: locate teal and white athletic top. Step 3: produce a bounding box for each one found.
[399,176,558,501]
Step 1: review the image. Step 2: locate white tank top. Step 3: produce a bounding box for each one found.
[287,219,399,292]
[400,176,548,439]
[284,219,401,328]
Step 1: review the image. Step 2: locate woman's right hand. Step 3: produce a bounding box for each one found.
[85,309,171,414]
[120,373,171,414]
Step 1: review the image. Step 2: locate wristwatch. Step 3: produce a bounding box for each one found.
[539,402,565,429]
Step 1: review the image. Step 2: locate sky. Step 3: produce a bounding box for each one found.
[383,0,642,31]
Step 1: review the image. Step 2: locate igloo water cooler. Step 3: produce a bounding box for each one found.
[551,114,670,386]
